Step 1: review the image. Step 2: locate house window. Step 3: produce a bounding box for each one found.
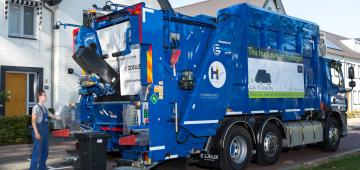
[355,42,360,52]
[27,73,38,114]
[8,4,36,39]
[354,90,358,105]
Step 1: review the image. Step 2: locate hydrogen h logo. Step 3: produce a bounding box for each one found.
[210,66,219,80]
[208,61,226,88]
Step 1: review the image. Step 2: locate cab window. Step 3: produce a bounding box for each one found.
[329,62,344,88]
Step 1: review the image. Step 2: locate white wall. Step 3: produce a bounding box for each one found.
[0,0,53,107]
[342,39,360,53]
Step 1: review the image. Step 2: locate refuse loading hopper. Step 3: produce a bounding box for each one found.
[72,46,119,87]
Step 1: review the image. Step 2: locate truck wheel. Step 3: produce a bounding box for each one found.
[321,118,340,152]
[221,126,252,170]
[257,122,282,165]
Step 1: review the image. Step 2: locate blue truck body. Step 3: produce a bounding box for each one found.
[70,2,354,169]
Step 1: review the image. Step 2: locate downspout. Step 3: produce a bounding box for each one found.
[43,4,55,108]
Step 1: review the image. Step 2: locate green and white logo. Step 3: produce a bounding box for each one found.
[150,93,159,104]
[248,47,305,98]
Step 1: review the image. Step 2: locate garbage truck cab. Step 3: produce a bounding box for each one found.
[69,2,356,169]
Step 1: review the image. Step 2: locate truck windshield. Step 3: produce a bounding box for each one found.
[329,62,344,88]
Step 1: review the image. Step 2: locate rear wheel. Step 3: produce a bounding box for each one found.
[221,126,252,170]
[321,117,340,152]
[257,122,282,165]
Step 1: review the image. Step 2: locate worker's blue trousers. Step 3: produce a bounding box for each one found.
[30,113,49,170]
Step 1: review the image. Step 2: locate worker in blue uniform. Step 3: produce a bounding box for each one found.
[30,90,60,170]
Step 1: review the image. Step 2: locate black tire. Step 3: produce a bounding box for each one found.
[321,117,341,152]
[257,122,282,165]
[221,126,252,170]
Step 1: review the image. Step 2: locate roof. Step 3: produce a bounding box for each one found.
[322,30,360,59]
[175,0,285,17]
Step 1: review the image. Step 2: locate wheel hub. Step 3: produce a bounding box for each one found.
[329,125,339,144]
[263,132,279,157]
[229,136,247,164]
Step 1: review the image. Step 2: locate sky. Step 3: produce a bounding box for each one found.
[168,0,360,38]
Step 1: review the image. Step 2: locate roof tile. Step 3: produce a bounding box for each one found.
[322,30,360,59]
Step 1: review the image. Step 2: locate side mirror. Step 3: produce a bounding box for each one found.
[348,66,355,80]
[349,80,356,88]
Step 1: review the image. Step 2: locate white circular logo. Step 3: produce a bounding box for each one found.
[213,44,221,56]
[208,61,226,88]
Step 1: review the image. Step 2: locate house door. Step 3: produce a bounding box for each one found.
[5,73,27,117]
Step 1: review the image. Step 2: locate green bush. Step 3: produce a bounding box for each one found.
[0,91,10,106]
[0,116,32,145]
[347,110,360,118]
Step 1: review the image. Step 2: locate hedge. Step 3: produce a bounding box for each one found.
[347,110,360,118]
[0,116,32,145]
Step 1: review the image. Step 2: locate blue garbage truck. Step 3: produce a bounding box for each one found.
[68,1,356,169]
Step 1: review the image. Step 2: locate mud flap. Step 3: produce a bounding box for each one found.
[198,152,221,168]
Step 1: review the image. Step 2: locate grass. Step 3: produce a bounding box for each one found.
[297,153,360,170]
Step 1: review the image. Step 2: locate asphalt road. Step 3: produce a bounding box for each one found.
[1,126,360,170]
[152,129,360,170]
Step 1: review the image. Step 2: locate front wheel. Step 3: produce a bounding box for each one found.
[221,126,253,170]
[321,117,341,152]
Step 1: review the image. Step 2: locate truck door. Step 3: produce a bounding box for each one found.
[326,60,346,112]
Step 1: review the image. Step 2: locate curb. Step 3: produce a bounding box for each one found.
[281,148,360,170]
[348,126,360,131]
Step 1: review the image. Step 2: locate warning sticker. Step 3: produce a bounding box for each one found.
[154,86,160,93]
[150,93,159,104]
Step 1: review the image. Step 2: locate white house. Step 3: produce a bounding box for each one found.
[0,0,160,117]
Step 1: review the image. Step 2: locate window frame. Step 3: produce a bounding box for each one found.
[355,41,360,52]
[328,61,345,88]
[8,3,37,39]
[353,90,358,105]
